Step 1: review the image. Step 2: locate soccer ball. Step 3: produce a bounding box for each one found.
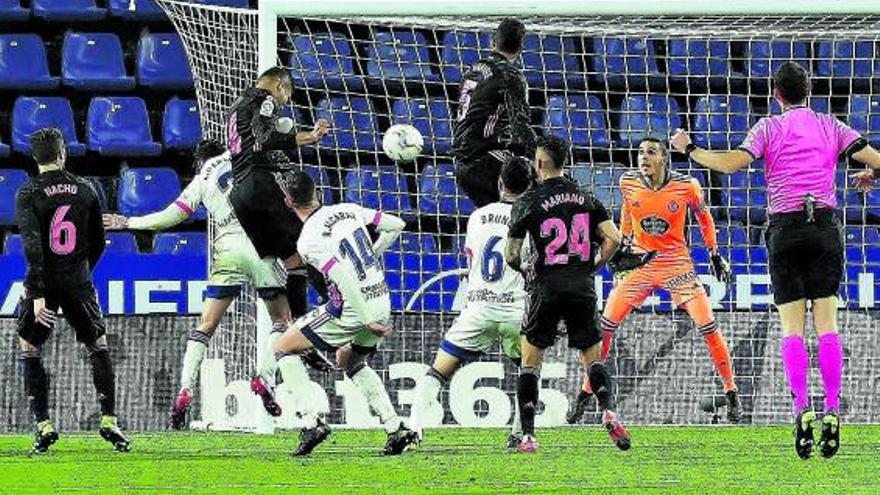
[382,124,424,162]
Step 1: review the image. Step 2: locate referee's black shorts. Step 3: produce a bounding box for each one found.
[765,208,844,305]
[455,150,515,208]
[230,169,303,261]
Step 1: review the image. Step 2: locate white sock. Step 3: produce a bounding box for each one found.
[278,354,318,428]
[411,372,442,434]
[350,365,400,433]
[257,323,287,384]
[180,331,210,391]
[511,399,522,436]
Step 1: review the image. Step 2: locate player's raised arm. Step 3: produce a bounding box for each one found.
[250,68,331,151]
[360,208,406,255]
[15,187,46,298]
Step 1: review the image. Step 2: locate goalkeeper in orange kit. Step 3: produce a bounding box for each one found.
[568,138,742,424]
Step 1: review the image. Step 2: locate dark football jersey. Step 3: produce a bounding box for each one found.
[226,87,298,183]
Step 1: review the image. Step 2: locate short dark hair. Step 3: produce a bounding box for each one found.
[494,18,526,54]
[500,156,533,195]
[773,61,811,105]
[193,139,226,169]
[284,170,316,207]
[640,137,668,156]
[258,66,292,85]
[537,134,569,170]
[30,127,64,165]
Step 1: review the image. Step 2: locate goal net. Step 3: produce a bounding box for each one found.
[158,0,880,427]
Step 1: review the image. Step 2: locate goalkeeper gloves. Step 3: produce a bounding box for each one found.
[608,246,657,274]
[710,252,732,284]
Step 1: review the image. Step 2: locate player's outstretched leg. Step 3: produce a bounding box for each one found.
[410,367,448,442]
[172,329,213,429]
[588,361,630,451]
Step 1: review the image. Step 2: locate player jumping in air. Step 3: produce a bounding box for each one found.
[409,156,534,449]
[271,171,419,457]
[15,128,130,453]
[103,140,332,429]
[672,61,880,458]
[506,136,641,453]
[453,18,536,207]
[568,138,742,425]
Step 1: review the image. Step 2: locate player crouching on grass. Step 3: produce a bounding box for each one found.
[271,171,420,456]
[567,138,742,425]
[409,156,535,450]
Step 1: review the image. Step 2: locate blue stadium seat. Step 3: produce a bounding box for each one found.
[32,0,105,21]
[0,169,29,225]
[13,97,86,157]
[521,35,583,89]
[543,94,611,149]
[720,168,767,224]
[570,163,625,215]
[162,98,201,150]
[0,34,58,90]
[745,40,809,78]
[667,39,734,78]
[394,232,438,254]
[154,232,207,256]
[866,227,880,244]
[849,95,880,148]
[137,33,194,89]
[365,31,440,83]
[62,32,135,91]
[297,164,334,205]
[769,97,831,115]
[4,233,23,255]
[0,138,8,158]
[343,166,415,217]
[591,37,662,89]
[108,0,165,20]
[689,223,748,248]
[615,95,682,148]
[315,97,380,152]
[816,40,878,78]
[419,163,475,217]
[88,97,162,156]
[670,162,709,187]
[105,232,138,253]
[117,167,181,217]
[693,95,750,150]
[391,98,453,155]
[288,32,364,91]
[0,0,28,21]
[440,31,492,83]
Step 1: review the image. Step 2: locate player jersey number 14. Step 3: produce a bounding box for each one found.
[540,213,590,265]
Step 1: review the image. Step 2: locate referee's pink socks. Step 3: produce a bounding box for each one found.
[817,332,843,413]
[781,335,810,416]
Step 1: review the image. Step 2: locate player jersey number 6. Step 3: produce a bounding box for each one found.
[50,205,77,255]
[540,213,591,266]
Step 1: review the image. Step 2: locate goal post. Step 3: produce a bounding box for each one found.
[159,0,880,429]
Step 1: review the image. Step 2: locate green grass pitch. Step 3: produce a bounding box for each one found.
[1,427,879,494]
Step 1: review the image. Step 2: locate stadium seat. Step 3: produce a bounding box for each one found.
[667,39,734,78]
[440,31,492,83]
[521,35,584,88]
[0,169,29,225]
[591,37,662,89]
[745,40,809,78]
[570,163,625,215]
[0,34,58,90]
[117,167,181,217]
[297,164,334,205]
[12,97,87,156]
[615,95,682,148]
[0,0,28,21]
[365,31,440,83]
[689,223,748,248]
[162,98,201,150]
[4,233,23,255]
[88,97,162,156]
[32,0,105,21]
[137,33,194,89]
[288,32,364,91]
[0,138,8,158]
[391,98,453,155]
[105,232,138,253]
[62,32,135,91]
[769,97,831,115]
[543,94,611,149]
[394,232,439,254]
[720,168,767,224]
[670,162,709,187]
[343,166,415,217]
[816,40,878,78]
[315,97,380,151]
[153,232,207,256]
[419,163,475,217]
[108,0,165,21]
[692,95,750,150]
[848,95,880,148]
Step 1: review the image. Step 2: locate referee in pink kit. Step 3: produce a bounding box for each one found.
[670,61,880,459]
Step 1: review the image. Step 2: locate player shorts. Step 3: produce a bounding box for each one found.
[441,306,522,361]
[296,304,390,353]
[606,252,705,316]
[16,288,106,348]
[229,169,303,261]
[456,150,515,208]
[765,208,843,305]
[207,233,286,300]
[522,278,600,350]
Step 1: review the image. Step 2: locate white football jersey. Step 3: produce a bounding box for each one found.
[297,203,391,324]
[463,201,526,313]
[176,151,243,244]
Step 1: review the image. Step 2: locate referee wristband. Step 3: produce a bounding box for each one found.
[684,143,698,157]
